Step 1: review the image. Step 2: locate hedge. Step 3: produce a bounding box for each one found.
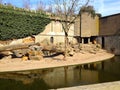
[0,4,51,40]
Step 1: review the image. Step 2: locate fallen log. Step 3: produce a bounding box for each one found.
[0,42,74,58]
[0,43,37,52]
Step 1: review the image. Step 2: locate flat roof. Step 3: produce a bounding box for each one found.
[100,13,120,19]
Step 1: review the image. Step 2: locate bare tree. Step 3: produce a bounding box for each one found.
[46,5,53,13]
[53,0,91,59]
[36,1,46,12]
[23,0,30,9]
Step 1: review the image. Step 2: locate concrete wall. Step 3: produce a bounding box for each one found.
[35,35,75,44]
[38,20,74,44]
[100,13,120,36]
[97,35,120,55]
[74,12,99,37]
[98,13,120,55]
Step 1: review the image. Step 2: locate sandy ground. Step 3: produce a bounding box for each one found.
[0,50,114,72]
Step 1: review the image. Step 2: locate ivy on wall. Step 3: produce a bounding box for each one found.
[0,4,51,40]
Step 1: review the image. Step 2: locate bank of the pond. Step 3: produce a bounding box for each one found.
[57,81,120,90]
[0,50,114,72]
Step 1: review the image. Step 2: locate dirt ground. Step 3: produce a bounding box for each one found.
[0,50,114,72]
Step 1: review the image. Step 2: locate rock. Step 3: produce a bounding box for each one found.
[9,39,22,45]
[96,44,101,49]
[89,50,96,54]
[29,45,43,51]
[28,51,43,60]
[29,55,43,60]
[0,51,12,56]
[80,51,87,54]
[1,55,12,59]
[22,56,29,61]
[69,51,75,56]
[12,49,28,58]
[0,44,3,47]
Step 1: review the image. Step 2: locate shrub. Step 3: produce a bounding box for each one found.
[0,5,51,40]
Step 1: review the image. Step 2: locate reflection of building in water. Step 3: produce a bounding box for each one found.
[0,58,120,89]
[81,69,98,84]
[102,56,120,75]
[42,68,67,88]
[42,66,99,88]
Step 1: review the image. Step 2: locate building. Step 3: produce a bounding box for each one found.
[98,13,120,55]
[35,18,75,44]
[74,12,100,44]
[35,12,100,45]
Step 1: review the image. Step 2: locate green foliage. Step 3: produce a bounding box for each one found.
[80,6,96,18]
[0,4,50,40]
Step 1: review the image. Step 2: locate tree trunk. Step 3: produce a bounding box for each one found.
[64,31,69,60]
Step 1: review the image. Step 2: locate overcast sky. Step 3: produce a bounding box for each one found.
[1,0,120,17]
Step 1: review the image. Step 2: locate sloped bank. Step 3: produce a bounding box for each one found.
[0,50,114,72]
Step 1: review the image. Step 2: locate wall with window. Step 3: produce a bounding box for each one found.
[36,20,75,44]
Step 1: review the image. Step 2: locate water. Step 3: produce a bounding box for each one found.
[0,56,120,90]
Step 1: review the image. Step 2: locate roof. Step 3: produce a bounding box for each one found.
[100,13,120,19]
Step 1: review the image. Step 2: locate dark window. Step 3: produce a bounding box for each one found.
[84,38,88,44]
[50,37,54,43]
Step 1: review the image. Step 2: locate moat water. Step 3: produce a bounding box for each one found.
[0,56,120,90]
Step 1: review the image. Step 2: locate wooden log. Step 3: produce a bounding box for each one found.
[0,43,65,57]
[0,43,37,52]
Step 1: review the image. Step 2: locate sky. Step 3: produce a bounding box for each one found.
[1,0,120,17]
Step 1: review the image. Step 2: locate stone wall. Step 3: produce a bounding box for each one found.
[97,35,120,55]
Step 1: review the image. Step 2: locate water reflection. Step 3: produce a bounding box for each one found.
[0,56,119,90]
